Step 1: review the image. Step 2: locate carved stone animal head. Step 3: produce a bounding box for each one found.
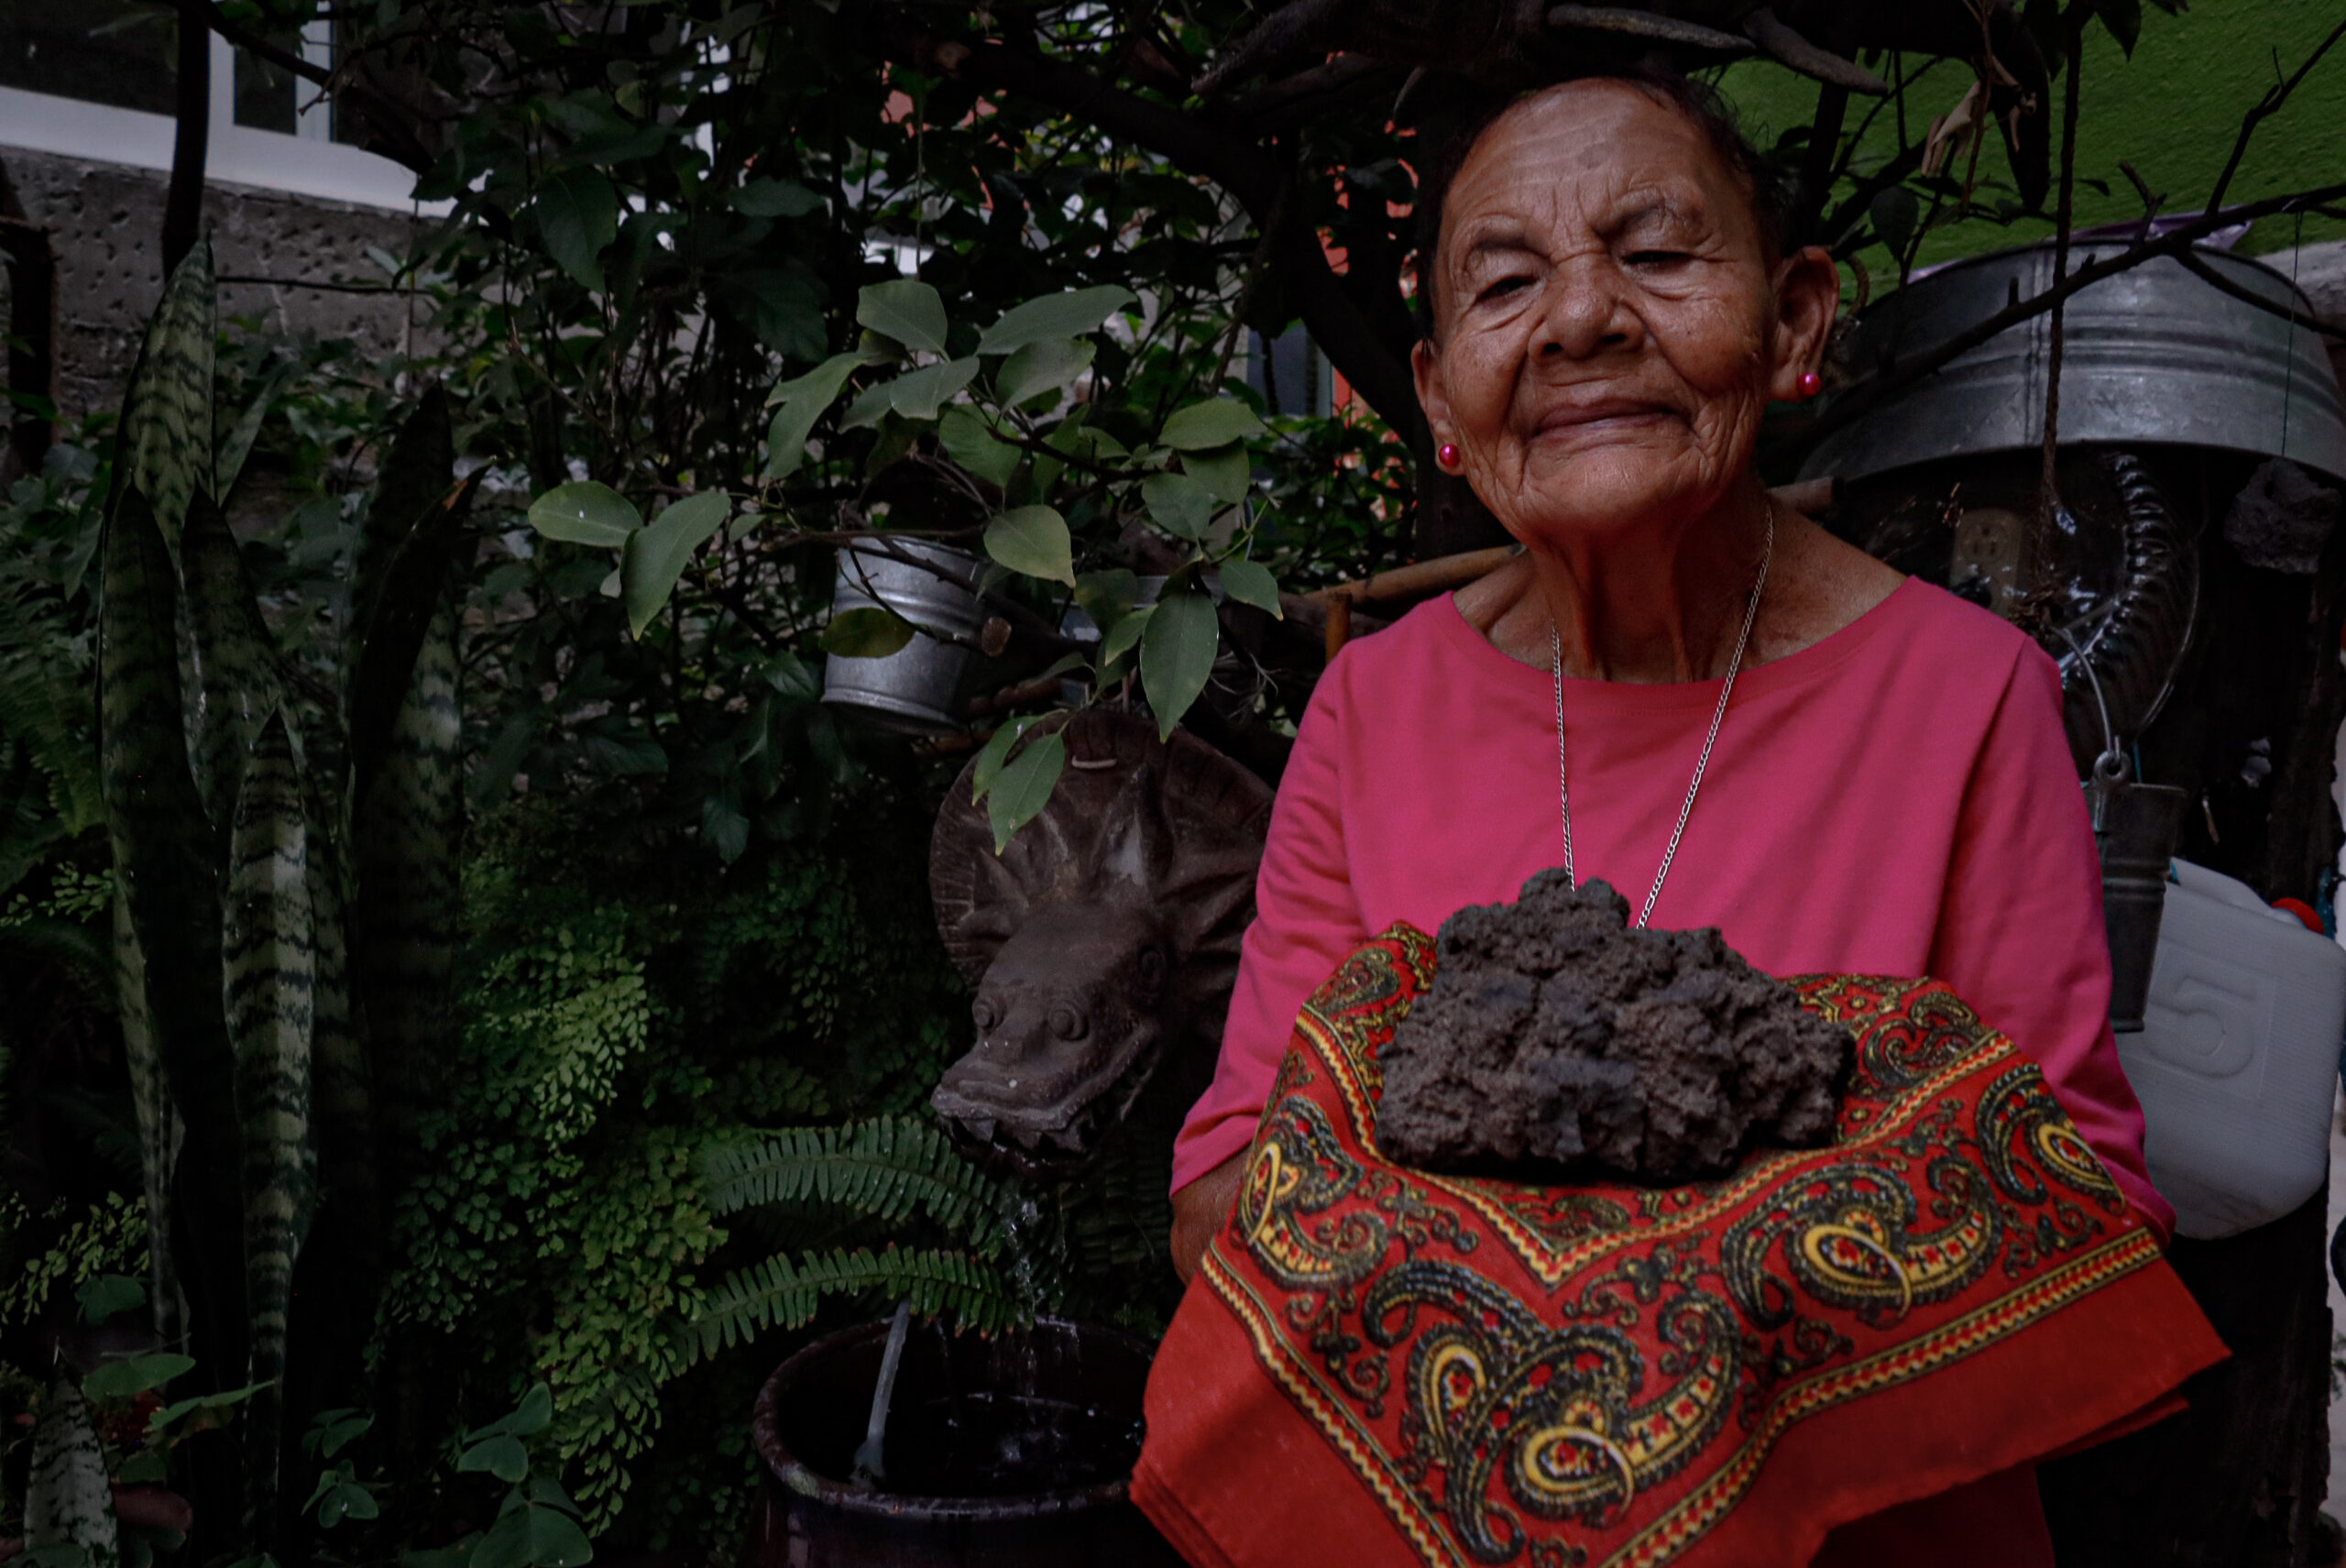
[930,711,1273,1179]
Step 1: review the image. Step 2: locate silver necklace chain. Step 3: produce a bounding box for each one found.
[1551,507,1774,929]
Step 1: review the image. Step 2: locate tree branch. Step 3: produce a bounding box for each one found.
[2206,12,2346,215]
[911,27,1422,434]
[2172,250,2346,343]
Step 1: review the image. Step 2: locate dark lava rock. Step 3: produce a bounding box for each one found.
[1376,870,1851,1184]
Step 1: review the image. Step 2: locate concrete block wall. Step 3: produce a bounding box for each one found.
[0,145,421,423]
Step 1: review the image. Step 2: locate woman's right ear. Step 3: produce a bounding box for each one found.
[1413,337,1455,451]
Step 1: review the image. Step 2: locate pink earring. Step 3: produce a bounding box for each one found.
[1437,442,1461,471]
[1798,370,1823,400]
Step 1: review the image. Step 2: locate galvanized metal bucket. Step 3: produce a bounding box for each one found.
[823,539,987,734]
[1803,240,2346,487]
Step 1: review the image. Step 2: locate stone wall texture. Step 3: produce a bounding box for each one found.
[0,145,422,422]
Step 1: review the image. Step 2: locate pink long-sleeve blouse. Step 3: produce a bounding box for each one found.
[1171,576,2170,1244]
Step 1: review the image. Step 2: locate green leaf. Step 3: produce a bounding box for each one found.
[1184,442,1252,505]
[711,269,825,359]
[982,506,1075,587]
[728,177,822,217]
[148,1380,270,1435]
[762,352,865,480]
[458,1433,531,1485]
[75,1275,143,1327]
[1869,185,1921,258]
[534,168,619,291]
[887,358,980,422]
[856,279,948,357]
[1158,398,1266,452]
[1099,602,1150,666]
[994,339,1095,410]
[939,406,1021,488]
[304,1409,373,1459]
[621,491,730,638]
[762,651,821,704]
[1140,588,1219,740]
[837,379,896,433]
[82,1353,194,1401]
[505,1383,554,1438]
[2097,0,2142,54]
[820,606,916,658]
[216,356,297,504]
[469,1500,592,1568]
[987,729,1067,853]
[977,286,1137,355]
[528,482,641,549]
[1217,556,1283,618]
[970,714,1047,802]
[1140,472,1217,541]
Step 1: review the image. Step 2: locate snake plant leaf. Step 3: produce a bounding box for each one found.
[348,389,456,696]
[224,708,316,1541]
[114,890,182,1347]
[25,1378,120,1568]
[100,485,247,1377]
[353,596,460,1173]
[348,399,467,817]
[300,778,378,1285]
[108,242,214,554]
[181,486,287,829]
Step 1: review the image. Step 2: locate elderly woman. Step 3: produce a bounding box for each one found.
[1163,71,2168,1566]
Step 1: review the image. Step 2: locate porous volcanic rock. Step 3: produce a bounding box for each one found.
[1376,871,1851,1184]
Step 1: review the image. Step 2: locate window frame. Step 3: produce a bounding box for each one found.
[0,29,439,213]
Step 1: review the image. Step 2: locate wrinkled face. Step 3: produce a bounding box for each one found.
[1412,81,1834,548]
[932,905,1173,1178]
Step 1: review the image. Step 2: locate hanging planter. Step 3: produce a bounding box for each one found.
[820,538,989,735]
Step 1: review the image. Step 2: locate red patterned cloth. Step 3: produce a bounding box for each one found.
[1135,928,2224,1568]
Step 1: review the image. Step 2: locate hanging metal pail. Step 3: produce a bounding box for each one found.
[2087,773,2190,1032]
[1802,241,2346,487]
[823,539,987,734]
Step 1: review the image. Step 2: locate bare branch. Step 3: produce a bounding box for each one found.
[2206,12,2346,214]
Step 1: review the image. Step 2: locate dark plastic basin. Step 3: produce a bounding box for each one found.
[746,1315,1183,1567]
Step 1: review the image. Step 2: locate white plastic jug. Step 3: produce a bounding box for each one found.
[2112,859,2346,1240]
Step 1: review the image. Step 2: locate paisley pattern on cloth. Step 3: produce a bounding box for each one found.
[1133,926,2225,1568]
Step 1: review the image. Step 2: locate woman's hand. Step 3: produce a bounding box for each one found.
[1169,1153,1246,1284]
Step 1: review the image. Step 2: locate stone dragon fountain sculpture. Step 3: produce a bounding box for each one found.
[928,710,1274,1179]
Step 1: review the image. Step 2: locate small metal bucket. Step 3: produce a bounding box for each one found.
[823,539,986,734]
[2086,764,2189,1033]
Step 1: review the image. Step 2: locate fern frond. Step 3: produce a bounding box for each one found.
[697,1116,1015,1255]
[0,581,101,837]
[677,1245,1026,1366]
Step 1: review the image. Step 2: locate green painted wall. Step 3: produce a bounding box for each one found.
[1716,1,2346,283]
